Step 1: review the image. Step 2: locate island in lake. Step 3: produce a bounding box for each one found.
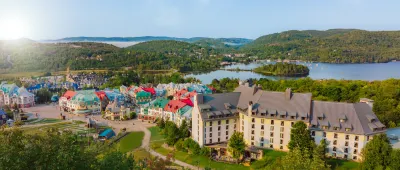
[253,63,310,76]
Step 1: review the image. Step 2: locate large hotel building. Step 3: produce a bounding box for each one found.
[191,82,386,161]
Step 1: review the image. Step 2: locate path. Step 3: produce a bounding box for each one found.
[137,123,199,170]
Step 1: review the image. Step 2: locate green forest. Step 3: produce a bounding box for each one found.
[0,40,222,73]
[241,29,400,63]
[253,63,310,76]
[210,77,400,127]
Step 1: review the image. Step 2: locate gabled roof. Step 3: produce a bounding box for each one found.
[142,87,156,95]
[63,90,77,100]
[180,98,193,107]
[151,98,170,108]
[164,100,187,113]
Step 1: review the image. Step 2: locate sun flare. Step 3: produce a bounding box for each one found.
[0,18,26,40]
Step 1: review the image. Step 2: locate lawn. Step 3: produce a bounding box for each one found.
[29,118,62,125]
[328,158,360,170]
[148,126,249,170]
[118,132,145,153]
[22,121,100,135]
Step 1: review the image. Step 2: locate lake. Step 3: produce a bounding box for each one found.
[186,61,400,84]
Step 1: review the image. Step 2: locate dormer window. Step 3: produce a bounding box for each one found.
[290,116,295,119]
[333,126,340,131]
[339,118,346,123]
[322,126,328,130]
[345,128,351,132]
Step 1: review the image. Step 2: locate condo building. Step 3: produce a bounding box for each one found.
[191,82,386,161]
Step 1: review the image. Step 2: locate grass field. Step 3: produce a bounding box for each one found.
[29,118,62,125]
[118,132,145,153]
[22,121,99,135]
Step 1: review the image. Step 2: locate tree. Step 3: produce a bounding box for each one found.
[288,121,313,152]
[179,120,190,138]
[228,131,246,160]
[97,151,135,170]
[281,147,329,170]
[362,134,392,170]
[164,121,179,145]
[390,149,400,170]
[314,139,327,161]
[157,118,166,129]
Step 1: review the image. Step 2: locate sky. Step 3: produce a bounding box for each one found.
[0,0,399,40]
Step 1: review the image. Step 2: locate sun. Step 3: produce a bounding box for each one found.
[0,18,26,40]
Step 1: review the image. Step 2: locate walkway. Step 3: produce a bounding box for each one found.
[138,124,199,170]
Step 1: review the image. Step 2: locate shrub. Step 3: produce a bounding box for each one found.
[200,147,210,156]
[174,139,186,152]
[130,112,136,119]
[184,138,201,155]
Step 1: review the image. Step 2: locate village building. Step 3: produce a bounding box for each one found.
[191,82,386,161]
[139,98,170,121]
[67,90,101,114]
[0,83,35,108]
[104,99,130,121]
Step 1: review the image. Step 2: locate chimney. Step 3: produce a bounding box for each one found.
[285,88,292,100]
[248,101,253,115]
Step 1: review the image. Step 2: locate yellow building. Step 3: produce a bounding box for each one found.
[191,83,386,161]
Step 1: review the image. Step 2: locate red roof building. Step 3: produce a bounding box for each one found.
[134,87,143,93]
[180,98,193,107]
[164,100,187,113]
[142,87,156,96]
[174,88,188,100]
[95,91,108,101]
[185,91,197,99]
[63,90,76,100]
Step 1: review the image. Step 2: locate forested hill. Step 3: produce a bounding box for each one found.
[52,36,205,42]
[193,38,253,53]
[0,40,222,73]
[241,29,400,63]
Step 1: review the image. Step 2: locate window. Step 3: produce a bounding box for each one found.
[367,136,370,141]
[333,140,337,145]
[333,147,337,152]
[251,130,254,134]
[209,133,212,137]
[311,131,315,136]
[280,127,284,132]
[322,126,328,130]
[353,156,357,160]
[261,119,264,123]
[344,148,348,153]
[345,128,351,132]
[261,125,264,130]
[241,120,244,125]
[226,136,228,140]
[280,133,284,138]
[345,141,349,147]
[210,122,213,126]
[252,124,255,128]
[261,131,264,136]
[270,132,274,137]
[270,138,274,143]
[270,144,273,148]
[354,149,358,154]
[354,143,358,148]
[270,126,274,131]
[280,139,283,144]
[281,121,284,126]
[252,118,255,123]
[334,133,338,138]
[291,116,295,119]
[323,132,326,137]
[218,120,221,125]
[218,126,221,131]
[301,117,306,120]
[355,136,359,141]
[218,138,220,142]
[291,122,294,127]
[344,154,348,159]
[261,143,264,147]
[234,124,236,129]
[251,136,254,140]
[261,137,264,141]
[242,126,244,131]
[226,120,229,124]
[218,132,220,136]
[226,125,229,129]
[280,146,283,149]
[340,119,346,123]
[333,127,339,130]
[209,139,212,143]
[234,119,237,123]
[226,131,228,135]
[345,135,349,140]
[271,120,274,125]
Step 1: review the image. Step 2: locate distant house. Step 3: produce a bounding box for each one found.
[139,98,170,121]
[0,83,35,108]
[135,91,152,105]
[68,90,101,114]
[104,99,130,121]
[0,109,8,125]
